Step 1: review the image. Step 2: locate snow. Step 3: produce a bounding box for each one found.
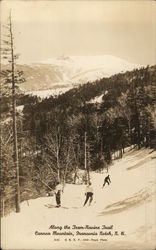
[16,105,24,112]
[41,55,140,84]
[1,148,156,250]
[87,94,104,104]
[87,91,109,104]
[26,86,73,99]
[41,55,138,71]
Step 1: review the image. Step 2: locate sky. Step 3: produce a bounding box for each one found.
[1,0,156,65]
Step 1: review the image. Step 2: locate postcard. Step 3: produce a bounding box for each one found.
[1,0,156,249]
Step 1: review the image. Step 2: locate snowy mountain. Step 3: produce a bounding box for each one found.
[41,55,139,83]
[15,55,139,97]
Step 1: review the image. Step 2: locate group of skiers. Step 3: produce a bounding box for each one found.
[48,175,111,208]
[83,175,111,207]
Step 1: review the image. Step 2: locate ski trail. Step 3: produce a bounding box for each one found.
[1,148,156,250]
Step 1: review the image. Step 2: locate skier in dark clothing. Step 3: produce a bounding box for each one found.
[84,182,94,206]
[102,175,111,188]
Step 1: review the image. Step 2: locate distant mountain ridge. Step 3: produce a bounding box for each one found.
[40,55,140,85]
[2,55,140,96]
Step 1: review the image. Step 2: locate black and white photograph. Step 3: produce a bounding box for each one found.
[1,0,156,249]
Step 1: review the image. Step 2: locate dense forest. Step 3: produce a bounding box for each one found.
[1,64,156,215]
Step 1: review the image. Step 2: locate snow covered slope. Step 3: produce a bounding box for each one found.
[2,147,155,250]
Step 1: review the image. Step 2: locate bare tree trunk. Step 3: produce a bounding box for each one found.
[87,143,90,183]
[84,132,90,184]
[72,145,79,184]
[132,81,141,149]
[73,168,78,184]
[56,126,60,182]
[84,132,87,171]
[84,132,87,183]
[127,116,133,145]
[106,163,109,173]
[56,143,60,181]
[62,164,68,191]
[2,198,5,217]
[120,148,123,158]
[9,13,20,213]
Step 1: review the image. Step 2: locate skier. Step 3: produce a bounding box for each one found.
[83,182,94,206]
[102,175,111,188]
[54,181,62,207]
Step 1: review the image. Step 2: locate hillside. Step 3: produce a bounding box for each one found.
[1,147,156,250]
[1,55,139,95]
[1,64,156,236]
